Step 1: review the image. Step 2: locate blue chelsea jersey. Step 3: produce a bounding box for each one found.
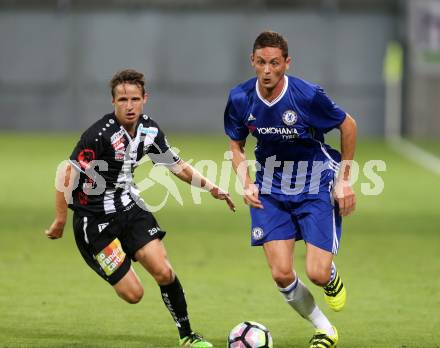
[224,75,347,196]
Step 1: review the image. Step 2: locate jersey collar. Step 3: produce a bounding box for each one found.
[113,112,146,140]
[256,75,288,107]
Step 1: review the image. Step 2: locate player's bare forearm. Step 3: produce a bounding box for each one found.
[171,160,236,211]
[229,139,263,209]
[172,159,215,191]
[54,190,68,224]
[339,114,357,181]
[45,164,73,239]
[334,114,357,216]
[229,139,254,189]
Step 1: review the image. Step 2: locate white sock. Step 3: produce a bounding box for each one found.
[279,277,334,336]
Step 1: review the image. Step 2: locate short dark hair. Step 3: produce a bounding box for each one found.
[253,31,289,59]
[110,69,145,98]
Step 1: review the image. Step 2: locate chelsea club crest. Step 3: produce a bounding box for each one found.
[252,227,264,240]
[282,110,297,126]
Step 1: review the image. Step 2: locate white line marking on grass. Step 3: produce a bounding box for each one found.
[388,137,440,176]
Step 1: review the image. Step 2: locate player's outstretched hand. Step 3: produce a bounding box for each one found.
[210,186,236,212]
[45,219,65,239]
[333,180,356,216]
[243,183,264,209]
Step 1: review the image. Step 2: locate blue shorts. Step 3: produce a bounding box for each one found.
[250,192,342,254]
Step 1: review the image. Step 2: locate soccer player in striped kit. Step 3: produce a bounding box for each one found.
[46,69,235,347]
[224,32,357,348]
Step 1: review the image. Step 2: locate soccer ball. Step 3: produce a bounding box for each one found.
[227,321,273,348]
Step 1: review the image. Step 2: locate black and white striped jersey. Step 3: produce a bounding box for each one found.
[68,112,180,216]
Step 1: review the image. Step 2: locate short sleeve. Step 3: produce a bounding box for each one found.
[308,87,346,132]
[224,93,249,141]
[69,131,104,172]
[145,125,180,166]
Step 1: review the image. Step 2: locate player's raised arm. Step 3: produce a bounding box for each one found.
[333,114,357,217]
[169,159,236,212]
[45,162,76,239]
[229,139,263,209]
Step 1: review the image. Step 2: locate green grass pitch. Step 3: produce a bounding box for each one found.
[0,133,439,347]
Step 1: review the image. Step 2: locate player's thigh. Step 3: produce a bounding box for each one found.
[135,239,174,285]
[72,213,131,286]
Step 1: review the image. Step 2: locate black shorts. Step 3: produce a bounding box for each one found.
[72,204,166,285]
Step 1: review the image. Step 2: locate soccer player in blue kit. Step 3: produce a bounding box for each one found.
[224,32,357,347]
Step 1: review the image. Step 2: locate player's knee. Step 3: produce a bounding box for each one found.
[152,265,174,285]
[306,268,330,286]
[117,286,144,304]
[271,268,295,288]
[124,288,144,304]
